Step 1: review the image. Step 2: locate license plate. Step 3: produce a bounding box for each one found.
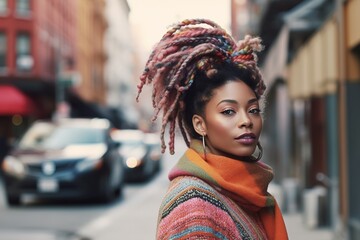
[38,178,58,192]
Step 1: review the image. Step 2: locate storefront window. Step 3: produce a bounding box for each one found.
[0,33,6,72]
[16,32,33,72]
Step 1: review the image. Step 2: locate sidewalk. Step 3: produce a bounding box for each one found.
[284,212,334,240]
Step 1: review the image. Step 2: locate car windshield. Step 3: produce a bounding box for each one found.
[19,124,105,150]
[120,140,143,148]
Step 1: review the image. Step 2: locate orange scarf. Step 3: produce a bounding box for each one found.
[169,140,288,240]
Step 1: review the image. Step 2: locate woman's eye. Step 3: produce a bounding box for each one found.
[249,108,261,114]
[221,109,235,115]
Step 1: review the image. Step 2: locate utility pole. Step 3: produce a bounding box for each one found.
[336,0,348,238]
[53,13,70,121]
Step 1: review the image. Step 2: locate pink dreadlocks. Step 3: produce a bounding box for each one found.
[136,18,265,154]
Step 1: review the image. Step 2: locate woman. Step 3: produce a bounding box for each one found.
[137,19,288,240]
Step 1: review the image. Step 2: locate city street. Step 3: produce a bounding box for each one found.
[0,138,183,240]
[1,1,358,238]
[0,137,334,240]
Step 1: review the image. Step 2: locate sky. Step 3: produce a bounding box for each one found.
[127,0,231,54]
[126,0,231,118]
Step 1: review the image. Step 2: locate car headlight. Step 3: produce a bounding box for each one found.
[125,157,142,168]
[76,157,103,172]
[70,145,106,172]
[1,156,27,178]
[120,146,146,169]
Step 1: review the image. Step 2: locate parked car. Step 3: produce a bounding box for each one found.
[143,132,162,173]
[111,129,162,182]
[1,118,125,206]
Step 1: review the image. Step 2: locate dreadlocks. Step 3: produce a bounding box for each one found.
[136,18,265,154]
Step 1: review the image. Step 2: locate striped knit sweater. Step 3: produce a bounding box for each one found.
[156,140,288,240]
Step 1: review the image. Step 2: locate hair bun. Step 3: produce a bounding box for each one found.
[136,18,266,154]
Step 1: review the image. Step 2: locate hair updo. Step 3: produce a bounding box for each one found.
[136,18,266,154]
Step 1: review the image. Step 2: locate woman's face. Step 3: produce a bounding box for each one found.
[200,80,262,159]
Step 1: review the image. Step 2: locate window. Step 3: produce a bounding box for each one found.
[0,0,7,14]
[16,0,30,16]
[16,32,33,72]
[0,32,6,71]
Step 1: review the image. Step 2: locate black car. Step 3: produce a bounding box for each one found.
[1,118,125,206]
[111,129,162,182]
[143,132,162,173]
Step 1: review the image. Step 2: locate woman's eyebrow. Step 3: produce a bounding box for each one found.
[248,98,259,104]
[217,98,258,107]
[216,99,237,106]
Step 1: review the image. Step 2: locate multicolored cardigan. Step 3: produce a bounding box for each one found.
[156,140,288,240]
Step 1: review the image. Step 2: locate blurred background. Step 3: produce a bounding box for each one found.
[0,0,359,239]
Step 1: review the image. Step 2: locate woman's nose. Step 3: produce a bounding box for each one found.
[238,111,252,128]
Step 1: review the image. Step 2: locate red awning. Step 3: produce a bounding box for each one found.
[0,85,37,116]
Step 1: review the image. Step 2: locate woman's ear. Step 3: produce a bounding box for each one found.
[192,114,207,136]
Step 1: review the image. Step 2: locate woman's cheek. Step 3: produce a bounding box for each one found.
[210,118,235,137]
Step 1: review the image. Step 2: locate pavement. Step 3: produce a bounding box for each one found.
[284,212,334,240]
[0,139,337,240]
[0,212,337,240]
[75,144,337,240]
[0,185,337,240]
[76,172,337,240]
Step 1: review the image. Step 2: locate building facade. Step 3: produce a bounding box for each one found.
[0,0,124,160]
[0,0,77,152]
[75,0,107,104]
[104,0,137,129]
[237,0,360,238]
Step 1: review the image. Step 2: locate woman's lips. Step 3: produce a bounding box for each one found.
[235,133,257,145]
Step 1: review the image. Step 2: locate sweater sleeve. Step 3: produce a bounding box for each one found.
[156,178,241,240]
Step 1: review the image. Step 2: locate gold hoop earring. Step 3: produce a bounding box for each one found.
[254,142,263,161]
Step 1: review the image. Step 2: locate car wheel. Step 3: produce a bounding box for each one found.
[114,180,123,198]
[6,194,21,206]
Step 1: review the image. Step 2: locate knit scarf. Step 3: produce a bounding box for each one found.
[169,140,288,240]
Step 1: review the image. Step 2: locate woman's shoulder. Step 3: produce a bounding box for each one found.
[171,175,214,188]
[159,176,225,215]
[157,176,244,240]
[167,176,218,199]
